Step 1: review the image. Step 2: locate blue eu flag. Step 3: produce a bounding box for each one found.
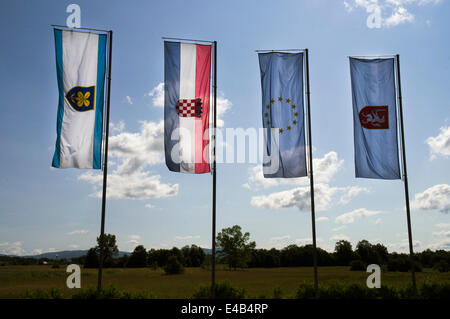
[350,58,401,180]
[258,52,307,178]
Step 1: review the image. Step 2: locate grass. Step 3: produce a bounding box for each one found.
[0,265,449,298]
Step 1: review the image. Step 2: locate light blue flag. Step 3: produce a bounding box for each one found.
[350,58,400,179]
[52,29,107,169]
[258,52,307,178]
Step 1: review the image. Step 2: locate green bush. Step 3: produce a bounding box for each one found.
[163,256,185,275]
[23,288,63,299]
[192,280,246,299]
[349,260,366,271]
[419,282,450,299]
[388,257,410,272]
[295,282,316,299]
[272,287,283,299]
[295,281,450,299]
[71,285,157,299]
[434,260,450,273]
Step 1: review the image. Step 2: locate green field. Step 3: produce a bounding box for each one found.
[0,265,449,298]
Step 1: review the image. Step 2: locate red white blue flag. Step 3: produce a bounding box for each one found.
[164,41,211,174]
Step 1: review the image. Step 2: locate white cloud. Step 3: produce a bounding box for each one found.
[436,223,450,228]
[346,0,441,28]
[270,235,291,242]
[145,203,156,209]
[375,218,383,225]
[47,248,56,253]
[125,96,133,105]
[412,184,450,213]
[78,120,179,200]
[217,95,232,127]
[247,151,343,190]
[249,152,370,213]
[344,1,354,12]
[79,170,178,200]
[174,235,200,241]
[68,244,79,249]
[384,6,415,27]
[387,239,421,253]
[339,186,370,204]
[127,235,141,246]
[332,225,347,232]
[251,183,338,212]
[67,230,89,236]
[108,120,165,169]
[0,241,25,256]
[427,229,450,250]
[335,208,385,224]
[148,83,164,107]
[242,183,251,190]
[330,234,350,242]
[110,121,125,134]
[426,126,450,160]
[432,230,450,237]
[32,249,43,255]
[316,217,329,222]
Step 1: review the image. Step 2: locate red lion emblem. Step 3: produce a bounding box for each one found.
[359,105,389,129]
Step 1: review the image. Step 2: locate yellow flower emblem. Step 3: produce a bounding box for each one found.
[74,91,91,107]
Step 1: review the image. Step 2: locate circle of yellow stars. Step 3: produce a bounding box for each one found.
[264,96,299,133]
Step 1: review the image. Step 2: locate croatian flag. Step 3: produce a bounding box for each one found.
[52,29,107,169]
[164,41,211,174]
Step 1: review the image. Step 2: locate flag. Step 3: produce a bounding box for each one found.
[52,29,107,169]
[258,52,307,178]
[350,58,401,179]
[164,41,211,174]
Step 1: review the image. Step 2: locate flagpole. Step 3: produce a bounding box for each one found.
[211,40,217,299]
[97,30,113,297]
[396,54,416,293]
[304,49,319,298]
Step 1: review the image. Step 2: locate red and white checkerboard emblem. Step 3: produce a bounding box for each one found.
[176,98,203,118]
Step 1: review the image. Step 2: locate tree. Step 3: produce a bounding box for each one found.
[355,240,379,265]
[181,245,206,267]
[216,225,256,269]
[334,240,354,266]
[95,233,119,267]
[127,245,147,268]
[84,248,98,268]
[164,255,185,275]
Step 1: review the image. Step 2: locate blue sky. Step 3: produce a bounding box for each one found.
[0,0,449,256]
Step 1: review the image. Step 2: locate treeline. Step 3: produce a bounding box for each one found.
[81,244,207,269]
[247,240,450,272]
[2,239,450,273]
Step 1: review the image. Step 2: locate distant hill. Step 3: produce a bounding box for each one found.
[4,247,212,260]
[21,250,131,260]
[202,248,212,255]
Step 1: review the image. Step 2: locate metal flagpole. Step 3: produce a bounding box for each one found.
[211,40,217,299]
[396,54,417,293]
[97,30,113,297]
[304,48,319,298]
